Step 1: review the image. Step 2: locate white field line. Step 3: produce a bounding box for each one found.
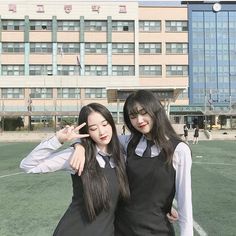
[0,172,24,178]
[173,200,208,236]
[193,161,236,166]
[193,220,208,236]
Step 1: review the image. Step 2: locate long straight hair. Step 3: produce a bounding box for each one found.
[78,103,130,221]
[123,90,182,163]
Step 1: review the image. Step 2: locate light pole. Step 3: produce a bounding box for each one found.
[27,93,32,131]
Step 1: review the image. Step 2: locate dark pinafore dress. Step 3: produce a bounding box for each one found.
[53,160,119,236]
[115,138,180,236]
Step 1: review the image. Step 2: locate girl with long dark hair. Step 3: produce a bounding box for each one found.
[20,103,130,236]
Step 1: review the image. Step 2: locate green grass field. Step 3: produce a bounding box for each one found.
[0,140,235,236]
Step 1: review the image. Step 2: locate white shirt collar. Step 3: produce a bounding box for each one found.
[95,146,115,168]
[135,135,161,157]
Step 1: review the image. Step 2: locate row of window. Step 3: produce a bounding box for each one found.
[1,65,188,76]
[1,42,188,54]
[1,20,188,32]
[1,88,106,99]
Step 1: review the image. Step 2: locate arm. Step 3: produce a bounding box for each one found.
[20,136,73,173]
[173,142,193,236]
[20,124,89,173]
[70,134,131,175]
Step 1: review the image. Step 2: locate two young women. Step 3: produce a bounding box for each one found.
[72,90,193,236]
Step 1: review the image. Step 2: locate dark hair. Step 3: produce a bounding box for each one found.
[123,90,181,163]
[78,103,130,221]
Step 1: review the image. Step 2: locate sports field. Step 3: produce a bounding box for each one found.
[0,140,235,236]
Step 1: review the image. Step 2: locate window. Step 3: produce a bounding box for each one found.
[2,43,24,53]
[112,43,134,53]
[57,65,80,75]
[85,88,107,98]
[85,43,107,54]
[29,65,52,75]
[85,65,107,76]
[1,20,24,31]
[139,43,161,54]
[30,20,52,31]
[139,65,162,76]
[112,21,134,32]
[1,65,24,75]
[57,21,80,31]
[84,21,107,31]
[2,88,24,98]
[57,43,80,54]
[57,88,80,98]
[165,21,188,32]
[139,21,161,32]
[112,65,135,76]
[30,88,53,98]
[166,43,188,54]
[30,43,52,53]
[166,65,188,76]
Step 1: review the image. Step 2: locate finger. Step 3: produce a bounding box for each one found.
[74,122,86,131]
[171,208,178,218]
[78,158,85,176]
[167,213,175,220]
[79,134,90,138]
[166,214,174,223]
[70,155,77,170]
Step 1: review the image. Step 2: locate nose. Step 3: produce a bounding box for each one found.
[98,126,105,136]
[136,114,144,123]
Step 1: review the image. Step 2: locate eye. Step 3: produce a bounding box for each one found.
[139,109,147,115]
[102,120,109,126]
[89,127,97,132]
[129,114,137,119]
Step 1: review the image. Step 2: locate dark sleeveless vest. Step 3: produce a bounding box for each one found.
[53,165,119,236]
[115,138,181,236]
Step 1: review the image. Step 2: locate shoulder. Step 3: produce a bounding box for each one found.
[118,134,132,145]
[173,142,192,166]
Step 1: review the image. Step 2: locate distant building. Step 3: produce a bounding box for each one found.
[0,0,235,129]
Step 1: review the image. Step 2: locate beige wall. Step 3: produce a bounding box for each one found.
[0,1,189,115]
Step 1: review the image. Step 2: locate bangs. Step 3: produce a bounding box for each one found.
[125,98,141,116]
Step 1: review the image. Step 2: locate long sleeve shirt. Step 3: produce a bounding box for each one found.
[20,136,115,174]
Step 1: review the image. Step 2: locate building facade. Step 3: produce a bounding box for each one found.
[0,0,235,129]
[186,1,236,128]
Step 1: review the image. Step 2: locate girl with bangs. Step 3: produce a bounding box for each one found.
[114,90,193,236]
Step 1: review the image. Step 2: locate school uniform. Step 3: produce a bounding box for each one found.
[20,136,119,236]
[194,128,199,137]
[115,135,193,236]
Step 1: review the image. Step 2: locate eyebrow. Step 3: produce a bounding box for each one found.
[129,107,145,115]
[88,119,107,128]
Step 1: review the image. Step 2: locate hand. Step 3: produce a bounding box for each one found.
[56,123,89,144]
[70,144,86,176]
[166,207,178,223]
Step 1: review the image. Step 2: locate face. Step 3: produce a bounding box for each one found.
[129,103,153,137]
[87,111,113,153]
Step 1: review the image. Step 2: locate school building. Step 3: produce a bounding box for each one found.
[0,0,235,130]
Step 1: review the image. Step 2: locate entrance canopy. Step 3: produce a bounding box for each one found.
[106,87,186,103]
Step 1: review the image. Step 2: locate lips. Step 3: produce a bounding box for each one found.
[100,135,108,140]
[139,123,147,129]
